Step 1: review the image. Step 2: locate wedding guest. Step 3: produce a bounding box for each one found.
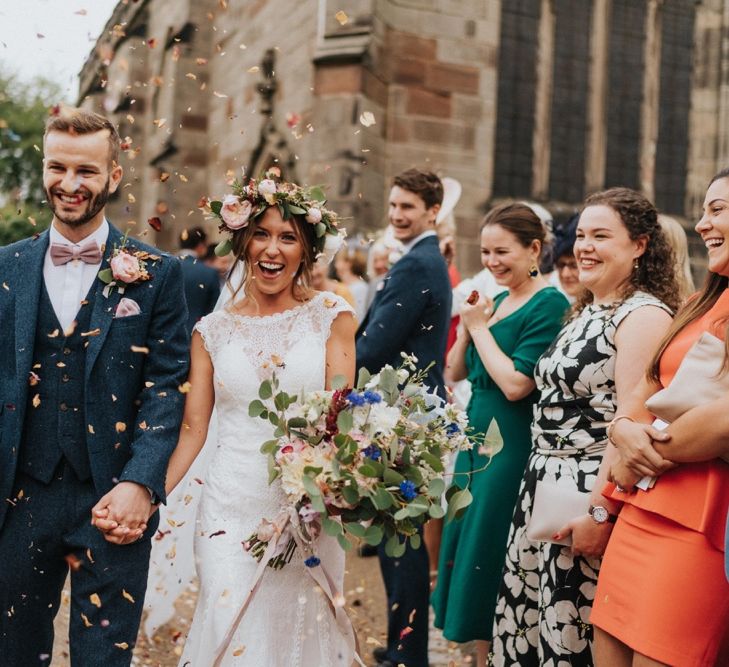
[0,107,189,664]
[356,169,451,667]
[432,203,569,666]
[178,227,220,332]
[658,213,696,304]
[593,171,729,667]
[334,246,369,321]
[203,241,233,289]
[364,232,402,313]
[311,255,356,310]
[553,214,581,302]
[490,188,680,666]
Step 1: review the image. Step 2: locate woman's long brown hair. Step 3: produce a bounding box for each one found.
[648,168,729,381]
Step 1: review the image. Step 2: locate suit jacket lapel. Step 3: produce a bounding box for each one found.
[85,225,124,382]
[14,232,49,426]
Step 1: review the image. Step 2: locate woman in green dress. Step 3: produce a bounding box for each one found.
[432,202,569,666]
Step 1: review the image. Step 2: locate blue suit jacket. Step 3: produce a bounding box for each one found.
[0,225,189,530]
[356,234,452,398]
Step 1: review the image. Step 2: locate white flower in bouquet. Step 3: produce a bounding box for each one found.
[366,403,401,435]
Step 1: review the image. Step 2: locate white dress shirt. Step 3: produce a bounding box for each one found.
[43,219,109,332]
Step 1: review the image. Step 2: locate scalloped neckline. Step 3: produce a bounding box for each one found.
[223,291,328,322]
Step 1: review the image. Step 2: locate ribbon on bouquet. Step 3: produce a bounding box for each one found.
[212,507,365,666]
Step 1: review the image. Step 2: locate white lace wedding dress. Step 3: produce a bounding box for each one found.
[178,291,355,666]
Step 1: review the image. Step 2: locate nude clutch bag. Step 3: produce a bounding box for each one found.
[526,480,590,546]
[645,332,729,423]
[645,332,729,462]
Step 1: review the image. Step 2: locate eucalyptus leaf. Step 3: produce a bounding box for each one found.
[342,484,360,505]
[210,200,223,215]
[409,533,421,550]
[428,503,445,519]
[358,464,379,478]
[308,186,326,203]
[259,380,273,400]
[344,522,366,538]
[362,524,384,546]
[214,238,232,257]
[336,533,353,550]
[289,204,307,214]
[356,367,371,389]
[315,222,326,238]
[331,374,347,390]
[371,486,394,510]
[427,477,446,498]
[97,268,113,284]
[302,475,321,498]
[248,399,266,418]
[446,487,473,522]
[287,417,308,429]
[322,516,343,536]
[337,410,353,434]
[383,468,405,486]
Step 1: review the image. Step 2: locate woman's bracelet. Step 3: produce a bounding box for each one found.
[606,414,635,443]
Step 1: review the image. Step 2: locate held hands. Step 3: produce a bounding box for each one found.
[554,514,613,558]
[460,292,494,335]
[610,419,673,478]
[91,481,156,545]
[608,459,642,490]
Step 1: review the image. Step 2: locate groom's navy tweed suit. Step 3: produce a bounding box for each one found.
[356,233,452,667]
[0,225,189,665]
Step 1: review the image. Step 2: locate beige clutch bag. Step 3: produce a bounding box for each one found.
[645,332,729,423]
[526,480,590,546]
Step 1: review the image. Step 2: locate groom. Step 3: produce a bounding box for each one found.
[0,108,189,664]
[356,169,452,667]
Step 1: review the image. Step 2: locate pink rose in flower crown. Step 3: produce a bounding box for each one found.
[257,178,277,204]
[305,207,322,224]
[220,194,253,230]
[110,252,143,283]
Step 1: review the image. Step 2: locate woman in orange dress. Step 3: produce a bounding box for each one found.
[592,169,729,667]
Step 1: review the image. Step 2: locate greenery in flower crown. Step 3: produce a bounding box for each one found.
[201,167,345,259]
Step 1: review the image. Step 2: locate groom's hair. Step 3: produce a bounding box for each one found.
[45,106,121,167]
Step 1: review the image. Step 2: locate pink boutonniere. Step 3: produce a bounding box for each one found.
[98,230,158,297]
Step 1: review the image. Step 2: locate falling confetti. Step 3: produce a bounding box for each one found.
[335,10,349,25]
[359,111,376,127]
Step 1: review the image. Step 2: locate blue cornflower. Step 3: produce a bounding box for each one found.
[363,390,382,404]
[347,392,366,407]
[362,445,381,461]
[399,480,417,501]
[445,423,460,436]
[304,555,321,568]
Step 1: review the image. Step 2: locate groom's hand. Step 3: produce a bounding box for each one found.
[91,482,153,545]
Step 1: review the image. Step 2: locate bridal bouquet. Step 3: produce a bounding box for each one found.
[244,355,481,569]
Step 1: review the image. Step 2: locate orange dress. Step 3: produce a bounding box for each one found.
[592,290,729,666]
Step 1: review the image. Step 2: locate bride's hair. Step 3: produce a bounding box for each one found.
[227,208,318,304]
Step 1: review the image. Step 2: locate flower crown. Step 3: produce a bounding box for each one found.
[202,168,345,262]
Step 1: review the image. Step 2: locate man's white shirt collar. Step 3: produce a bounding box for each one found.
[402,229,437,254]
[49,218,110,251]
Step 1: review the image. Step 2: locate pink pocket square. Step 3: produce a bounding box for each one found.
[115,297,141,318]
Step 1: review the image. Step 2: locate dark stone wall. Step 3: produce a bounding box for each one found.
[655,0,695,215]
[548,0,592,203]
[493,0,541,198]
[605,0,647,191]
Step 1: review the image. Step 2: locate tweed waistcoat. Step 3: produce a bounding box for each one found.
[18,280,97,482]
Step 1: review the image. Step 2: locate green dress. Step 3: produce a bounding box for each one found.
[432,286,569,642]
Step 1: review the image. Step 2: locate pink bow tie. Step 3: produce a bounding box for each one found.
[50,240,102,266]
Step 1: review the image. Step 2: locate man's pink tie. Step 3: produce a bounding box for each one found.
[49,240,103,266]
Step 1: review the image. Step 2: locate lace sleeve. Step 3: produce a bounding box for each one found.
[314,291,356,341]
[193,310,232,358]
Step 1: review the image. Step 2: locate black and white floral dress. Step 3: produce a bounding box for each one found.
[489,291,672,667]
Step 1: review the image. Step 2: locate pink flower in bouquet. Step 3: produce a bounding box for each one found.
[110,252,143,283]
[220,194,252,230]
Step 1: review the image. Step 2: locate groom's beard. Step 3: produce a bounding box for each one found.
[46,179,110,228]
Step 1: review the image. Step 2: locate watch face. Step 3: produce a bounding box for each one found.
[592,506,609,523]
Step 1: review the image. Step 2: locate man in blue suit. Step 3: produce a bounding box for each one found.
[0,108,189,665]
[356,169,452,667]
[177,226,220,332]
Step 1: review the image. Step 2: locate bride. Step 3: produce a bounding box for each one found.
[162,176,356,665]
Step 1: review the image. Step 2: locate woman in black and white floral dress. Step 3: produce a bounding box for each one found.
[489,189,680,666]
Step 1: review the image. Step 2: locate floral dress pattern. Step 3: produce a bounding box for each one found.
[489,291,672,667]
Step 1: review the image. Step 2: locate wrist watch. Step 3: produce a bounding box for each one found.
[588,504,618,525]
